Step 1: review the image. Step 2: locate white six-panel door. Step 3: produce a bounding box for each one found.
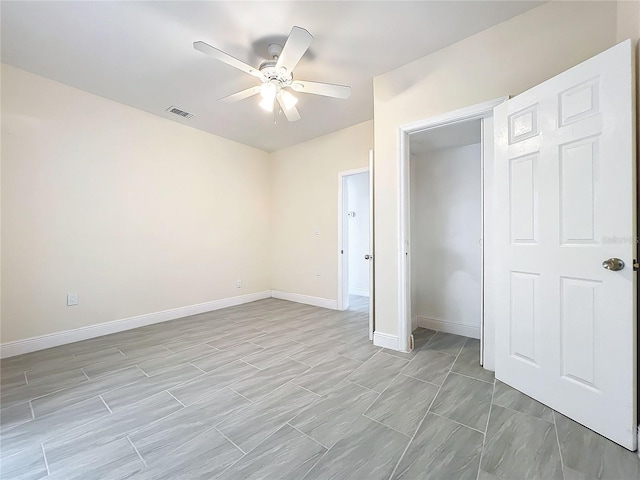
[493,40,637,449]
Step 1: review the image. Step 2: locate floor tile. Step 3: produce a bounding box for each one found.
[1,368,88,409]
[169,360,258,406]
[136,343,218,375]
[292,355,363,396]
[206,328,266,350]
[424,332,467,356]
[451,338,494,383]
[481,405,563,479]
[217,383,319,453]
[364,374,439,435]
[129,387,249,463]
[304,415,408,480]
[288,340,341,367]
[335,340,381,363]
[131,426,243,480]
[82,345,172,379]
[0,444,48,480]
[0,371,27,391]
[0,401,33,431]
[554,411,640,480]
[492,380,554,422]
[347,352,408,393]
[290,381,378,448]
[430,372,493,432]
[218,424,326,480]
[45,438,144,480]
[1,396,109,460]
[101,362,201,411]
[229,358,309,402]
[392,413,483,480]
[43,391,182,471]
[242,340,307,369]
[401,348,455,385]
[31,365,146,417]
[190,342,264,373]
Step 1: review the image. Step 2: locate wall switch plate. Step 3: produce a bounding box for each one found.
[314,227,320,236]
[236,279,242,288]
[67,292,78,306]
[315,269,321,277]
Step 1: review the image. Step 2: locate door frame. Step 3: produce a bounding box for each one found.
[337,166,371,313]
[397,97,507,360]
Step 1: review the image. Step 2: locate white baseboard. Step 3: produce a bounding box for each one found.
[270,290,338,310]
[0,291,272,359]
[349,288,370,297]
[417,316,480,339]
[373,331,399,350]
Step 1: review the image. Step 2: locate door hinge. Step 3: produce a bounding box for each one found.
[634,259,639,271]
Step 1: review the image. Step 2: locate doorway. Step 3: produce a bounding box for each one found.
[338,165,373,340]
[409,120,483,341]
[398,97,505,365]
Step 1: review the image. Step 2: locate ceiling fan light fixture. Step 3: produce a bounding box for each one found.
[260,82,277,100]
[259,96,274,112]
[280,90,298,110]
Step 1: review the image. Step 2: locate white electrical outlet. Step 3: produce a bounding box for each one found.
[315,269,321,277]
[314,227,320,236]
[67,292,78,306]
[236,279,242,288]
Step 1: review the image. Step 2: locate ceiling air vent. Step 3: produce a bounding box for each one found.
[166,106,194,119]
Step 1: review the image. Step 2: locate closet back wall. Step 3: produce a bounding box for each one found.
[410,143,481,337]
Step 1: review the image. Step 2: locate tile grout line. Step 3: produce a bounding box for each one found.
[80,367,91,381]
[189,362,207,374]
[99,394,113,414]
[165,390,187,408]
[24,371,28,385]
[226,386,256,404]
[475,377,496,480]
[552,410,567,480]
[286,422,330,450]
[41,443,50,476]
[447,370,494,385]
[388,336,466,480]
[362,413,411,438]
[29,400,36,420]
[135,364,151,377]
[429,411,486,435]
[214,425,248,455]
[126,435,147,467]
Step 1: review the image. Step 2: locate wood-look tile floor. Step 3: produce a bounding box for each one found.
[2,297,639,479]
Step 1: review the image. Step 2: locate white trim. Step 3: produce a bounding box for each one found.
[349,288,370,297]
[0,291,272,359]
[271,290,338,310]
[373,331,399,350]
[417,316,481,340]
[397,97,507,363]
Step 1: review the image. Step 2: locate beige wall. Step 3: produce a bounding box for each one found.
[270,121,373,302]
[372,1,633,338]
[1,64,271,343]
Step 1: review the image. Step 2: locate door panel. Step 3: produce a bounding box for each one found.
[493,40,636,449]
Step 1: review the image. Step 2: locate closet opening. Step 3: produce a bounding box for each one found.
[397,97,505,369]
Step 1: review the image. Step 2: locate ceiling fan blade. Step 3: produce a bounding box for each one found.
[277,93,301,122]
[219,85,262,103]
[194,41,266,81]
[290,81,351,99]
[275,26,313,74]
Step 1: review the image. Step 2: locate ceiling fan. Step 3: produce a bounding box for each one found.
[193,26,351,122]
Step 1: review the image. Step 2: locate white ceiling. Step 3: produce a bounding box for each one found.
[0,1,544,152]
[410,119,482,156]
